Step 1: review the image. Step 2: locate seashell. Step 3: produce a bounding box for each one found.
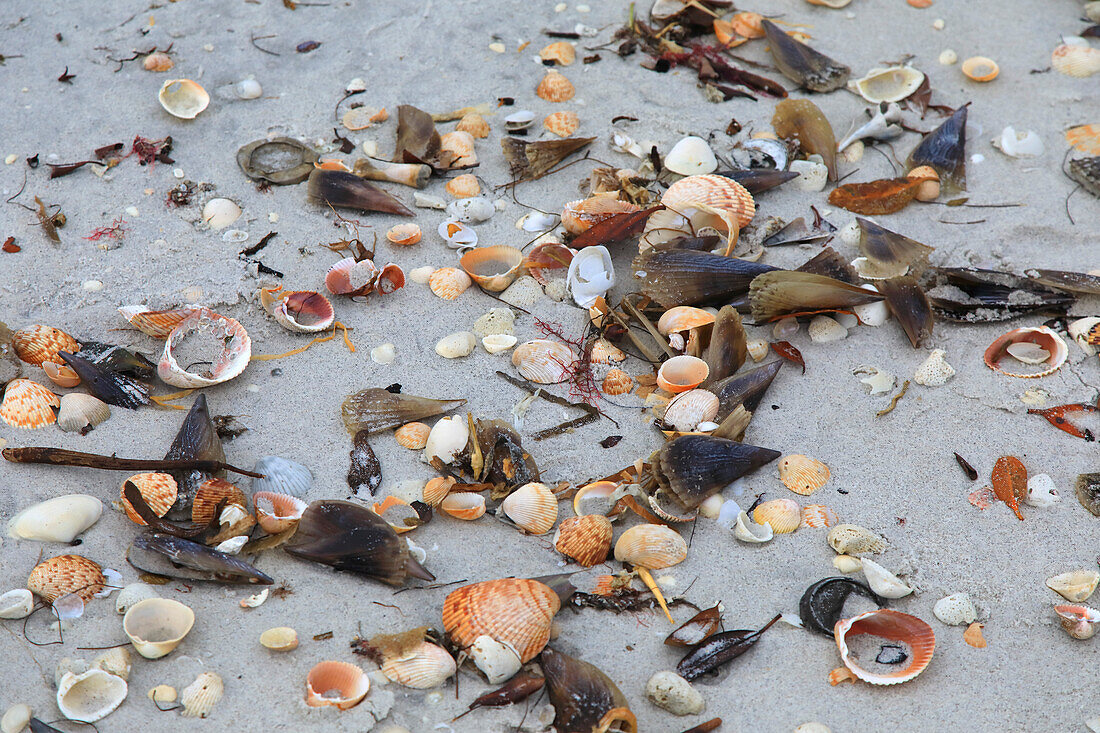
[118,305,201,338]
[801,504,839,529]
[501,482,558,535]
[0,589,34,619]
[913,348,955,386]
[253,491,307,534]
[762,19,850,92]
[848,66,925,103]
[148,685,177,704]
[554,514,612,567]
[0,378,58,429]
[544,110,580,137]
[56,393,110,434]
[567,245,615,308]
[12,324,80,365]
[994,126,1044,158]
[423,415,469,465]
[778,454,831,496]
[260,626,299,651]
[158,78,209,119]
[734,511,774,543]
[115,583,159,615]
[663,389,719,432]
[42,360,81,388]
[1054,604,1100,640]
[1051,44,1100,78]
[540,648,636,733]
[201,198,242,231]
[456,112,490,138]
[123,598,195,659]
[751,498,801,534]
[92,647,132,681]
[441,492,487,520]
[1066,124,1100,156]
[158,308,251,388]
[1,705,32,733]
[440,130,478,168]
[504,109,536,132]
[833,555,862,573]
[790,160,829,192]
[143,52,174,71]
[180,671,224,718]
[28,555,104,602]
[664,136,718,176]
[827,524,886,555]
[662,174,755,230]
[446,173,481,198]
[460,245,525,292]
[536,70,575,102]
[906,165,941,201]
[512,339,574,384]
[584,340,624,368]
[808,315,848,343]
[8,494,102,542]
[483,334,518,354]
[438,218,479,250]
[326,257,379,296]
[1047,570,1100,603]
[386,222,422,246]
[573,481,620,517]
[834,610,935,685]
[961,56,999,82]
[269,290,335,333]
[561,194,641,235]
[772,98,839,181]
[57,669,127,723]
[395,421,431,449]
[443,578,560,672]
[602,368,633,396]
[540,40,576,65]
[645,670,705,716]
[435,331,477,359]
[983,326,1067,378]
[120,473,178,524]
[341,105,386,130]
[429,267,473,300]
[251,456,312,497]
[381,641,457,689]
[1025,473,1060,508]
[860,558,914,599]
[933,593,978,626]
[658,306,715,336]
[341,388,466,437]
[651,435,780,509]
[657,355,709,393]
[377,262,405,295]
[614,524,687,569]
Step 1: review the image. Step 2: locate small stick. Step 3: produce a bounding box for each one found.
[876,380,910,418]
[605,305,659,364]
[2,447,264,478]
[622,296,676,358]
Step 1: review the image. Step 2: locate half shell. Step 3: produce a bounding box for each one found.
[57,669,127,722]
[180,671,224,718]
[553,514,612,567]
[253,491,308,533]
[657,355,709,393]
[27,554,105,602]
[661,174,755,229]
[834,610,935,685]
[0,378,59,429]
[614,524,687,569]
[305,661,369,710]
[983,326,1067,378]
[460,246,526,292]
[827,524,886,555]
[752,498,801,534]
[123,598,195,659]
[57,393,111,433]
[11,324,80,365]
[512,339,574,384]
[8,494,102,542]
[500,482,558,535]
[778,454,831,496]
[158,308,251,388]
[443,578,560,668]
[848,66,924,103]
[380,641,457,689]
[158,79,210,119]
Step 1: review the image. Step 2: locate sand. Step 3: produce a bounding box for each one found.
[1,0,1099,730]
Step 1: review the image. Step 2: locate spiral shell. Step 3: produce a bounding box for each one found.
[544,110,580,137]
[501,482,558,535]
[120,473,178,524]
[801,504,840,529]
[11,324,80,365]
[834,610,935,685]
[441,492,487,520]
[28,555,105,603]
[827,524,887,555]
[380,641,457,689]
[662,389,719,432]
[540,41,576,65]
[429,267,473,300]
[562,195,641,235]
[395,421,431,449]
[536,70,575,102]
[661,174,755,229]
[443,578,561,663]
[512,339,574,384]
[0,378,59,429]
[602,368,633,396]
[614,524,687,569]
[752,498,801,534]
[305,661,369,710]
[554,514,612,567]
[446,174,481,198]
[778,454,831,496]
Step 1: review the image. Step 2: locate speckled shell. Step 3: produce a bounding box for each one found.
[305,661,369,710]
[380,641,457,689]
[663,389,720,432]
[1051,44,1100,78]
[11,325,80,365]
[0,378,59,429]
[752,498,801,534]
[561,195,641,235]
[554,514,613,567]
[602,368,633,396]
[456,113,490,138]
[544,110,580,137]
[446,174,481,198]
[657,306,716,335]
[118,306,202,338]
[540,41,576,65]
[614,524,687,569]
[395,421,431,449]
[801,504,840,528]
[28,555,105,602]
[501,482,559,534]
[180,672,224,718]
[827,524,887,554]
[120,473,178,524]
[835,610,935,685]
[512,339,574,384]
[661,174,755,229]
[429,267,473,300]
[441,492,487,520]
[778,454,831,496]
[442,578,561,663]
[536,70,575,102]
[192,478,248,524]
[253,491,307,534]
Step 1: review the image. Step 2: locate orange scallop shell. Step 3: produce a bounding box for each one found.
[1051,44,1100,78]
[661,174,755,229]
[27,554,105,603]
[801,504,840,528]
[778,454,831,496]
[386,223,422,246]
[423,476,458,506]
[446,174,481,198]
[0,379,59,429]
[1066,124,1100,155]
[192,477,248,524]
[834,609,935,685]
[395,422,431,449]
[536,70,575,102]
[544,111,580,138]
[118,306,200,338]
[657,306,716,335]
[554,514,613,567]
[440,492,487,520]
[428,267,473,300]
[440,130,477,167]
[442,578,560,663]
[561,195,641,235]
[456,113,490,138]
[730,11,765,38]
[752,498,801,534]
[602,368,634,396]
[11,325,80,366]
[539,41,576,66]
[121,472,179,524]
[253,491,307,534]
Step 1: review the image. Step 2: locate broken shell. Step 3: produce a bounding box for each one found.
[180,671,224,718]
[440,130,478,167]
[1026,473,1060,508]
[305,661,369,710]
[341,105,387,130]
[933,593,978,626]
[554,514,613,567]
[833,555,862,573]
[983,326,1067,378]
[423,476,457,506]
[663,389,719,432]
[439,219,479,250]
[469,636,523,684]
[57,393,111,433]
[658,306,715,335]
[913,348,955,386]
[961,56,999,82]
[8,494,102,543]
[1051,43,1100,78]
[42,360,80,388]
[92,647,132,681]
[57,669,127,723]
[0,378,59,429]
[536,70,575,102]
[589,338,625,365]
[423,415,469,465]
[1047,570,1100,603]
[860,558,914,599]
[779,455,831,496]
[158,78,209,119]
[325,257,378,296]
[657,355,709,394]
[385,223,422,246]
[268,290,336,333]
[158,309,251,388]
[801,504,839,529]
[540,40,576,65]
[435,331,477,359]
[614,524,687,569]
[790,159,829,192]
[501,482,558,535]
[442,578,561,670]
[994,126,1044,158]
[192,477,248,526]
[441,492,487,520]
[664,136,718,176]
[123,598,195,659]
[835,609,935,685]
[567,245,615,308]
[602,369,633,396]
[147,685,176,703]
[429,267,473,300]
[0,589,34,619]
[808,315,848,343]
[483,334,518,354]
[734,512,774,543]
[906,165,941,201]
[143,52,174,72]
[446,173,481,198]
[645,670,705,716]
[115,583,159,615]
[260,626,299,652]
[456,112,490,138]
[662,174,755,230]
[1055,604,1100,640]
[562,195,641,235]
[12,324,80,365]
[381,641,457,689]
[120,473,178,524]
[848,66,925,104]
[28,555,104,602]
[512,339,574,384]
[460,245,525,292]
[395,422,431,449]
[544,110,580,137]
[827,524,886,555]
[752,498,801,534]
[253,491,308,534]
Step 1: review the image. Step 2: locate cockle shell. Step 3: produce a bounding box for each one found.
[752,498,801,534]
[1051,43,1100,78]
[180,671,224,718]
[380,641,457,689]
[11,324,79,365]
[395,422,431,449]
[441,492,487,520]
[544,110,580,137]
[443,578,560,671]
[657,355,709,394]
[28,555,105,602]
[266,290,336,333]
[848,66,925,104]
[118,305,201,338]
[540,40,576,65]
[423,476,457,506]
[253,491,308,533]
[158,308,251,388]
[808,316,848,343]
[501,482,558,535]
[961,56,999,82]
[8,495,102,542]
[907,165,940,201]
[429,267,473,300]
[801,505,839,529]
[664,137,718,176]
[42,361,81,388]
[562,195,641,235]
[658,306,715,335]
[158,79,209,118]
[778,454,831,496]
[1,378,59,428]
[662,389,719,432]
[536,70,575,102]
[423,415,469,465]
[57,393,111,433]
[512,339,574,384]
[614,524,687,569]
[57,669,127,723]
[827,524,887,555]
[983,326,1067,378]
[460,245,525,292]
[602,368,633,395]
[123,598,195,659]
[251,456,312,497]
[553,514,613,567]
[456,112,490,138]
[0,589,34,619]
[661,174,755,229]
[834,610,935,685]
[1046,570,1100,603]
[589,338,626,365]
[1054,604,1100,640]
[445,174,481,200]
[440,130,478,168]
[120,473,178,524]
[860,558,914,599]
[259,626,299,651]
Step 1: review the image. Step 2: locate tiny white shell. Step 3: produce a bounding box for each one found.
[932,593,978,626]
[993,126,1043,158]
[470,635,522,684]
[0,589,34,619]
[1025,473,1060,508]
[201,198,241,230]
[664,136,717,176]
[435,332,477,359]
[446,197,495,223]
[861,558,914,599]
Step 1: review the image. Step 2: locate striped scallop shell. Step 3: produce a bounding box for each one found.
[395,422,431,449]
[429,267,473,300]
[423,476,457,506]
[180,671,224,718]
[827,524,887,555]
[602,368,633,396]
[326,257,379,295]
[57,393,111,433]
[554,514,612,567]
[11,325,80,365]
[442,578,561,662]
[536,70,575,102]
[501,482,558,534]
[613,524,687,569]
[441,492,487,520]
[456,113,490,138]
[835,610,935,685]
[118,306,200,338]
[28,555,105,602]
[253,491,307,533]
[561,195,641,235]
[657,306,715,335]
[121,473,179,524]
[662,389,719,433]
[544,111,580,138]
[778,454,831,496]
[446,174,481,198]
[752,498,801,534]
[801,504,840,529]
[512,339,574,384]
[1066,124,1100,155]
[251,457,312,498]
[192,478,248,524]
[589,338,626,365]
[41,361,81,388]
[1052,43,1100,78]
[305,661,368,710]
[0,379,59,429]
[381,641,457,689]
[661,174,756,229]
[441,130,477,167]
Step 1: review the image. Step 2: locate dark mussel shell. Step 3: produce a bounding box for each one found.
[163,394,225,520]
[749,271,883,322]
[763,218,833,248]
[676,614,781,681]
[800,577,884,636]
[652,435,780,510]
[878,276,933,348]
[58,351,148,408]
[1068,156,1100,197]
[341,388,466,436]
[651,235,723,253]
[307,169,413,217]
[708,359,783,420]
[347,430,382,496]
[1075,473,1100,516]
[472,418,539,492]
[539,648,637,733]
[857,218,933,277]
[502,136,596,183]
[127,532,273,584]
[796,246,860,285]
[1025,269,1100,296]
[908,103,969,193]
[633,249,777,308]
[772,98,838,180]
[716,169,800,195]
[665,604,722,647]
[701,306,747,386]
[285,500,434,586]
[762,19,850,93]
[394,104,442,166]
[925,267,1075,322]
[236,137,318,185]
[76,340,157,380]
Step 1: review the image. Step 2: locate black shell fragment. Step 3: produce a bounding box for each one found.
[799,576,885,636]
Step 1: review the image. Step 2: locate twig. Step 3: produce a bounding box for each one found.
[622,296,675,358]
[250,31,280,56]
[876,380,910,417]
[2,447,264,478]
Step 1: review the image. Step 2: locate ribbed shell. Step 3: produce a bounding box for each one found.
[602,369,633,396]
[28,555,105,602]
[752,498,801,534]
[554,514,613,567]
[192,478,248,524]
[442,578,561,663]
[158,309,251,389]
[1052,44,1100,78]
[536,70,575,102]
[512,339,574,384]
[446,174,481,198]
[561,195,640,235]
[440,130,477,166]
[305,661,368,710]
[589,338,626,365]
[540,41,576,65]
[657,355,709,393]
[613,524,687,569]
[118,305,199,338]
[429,267,473,300]
[180,672,224,718]
[253,491,307,533]
[251,456,312,498]
[661,174,755,229]
[835,610,935,685]
[544,111,580,137]
[827,524,887,554]
[657,306,715,335]
[121,473,178,524]
[11,325,80,365]
[663,389,719,432]
[983,326,1068,379]
[423,476,457,506]
[501,482,559,534]
[325,257,378,295]
[1066,124,1100,155]
[441,492,487,520]
[380,641,457,689]
[801,504,840,528]
[395,422,431,449]
[456,113,490,138]
[271,291,335,334]
[0,379,59,429]
[778,454,831,496]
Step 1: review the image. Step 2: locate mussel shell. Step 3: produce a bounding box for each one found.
[76,341,157,380]
[907,103,969,193]
[878,276,933,348]
[236,137,319,185]
[675,616,779,682]
[1025,269,1100,296]
[716,169,800,195]
[1075,473,1100,516]
[539,648,636,733]
[799,576,884,636]
[665,604,722,647]
[58,352,148,408]
[652,435,781,510]
[926,268,1074,322]
[762,19,850,93]
[341,388,466,436]
[796,246,861,285]
[772,98,838,180]
[857,218,933,276]
[633,249,777,308]
[707,359,783,420]
[701,306,747,386]
[128,533,272,584]
[161,394,225,520]
[749,271,883,322]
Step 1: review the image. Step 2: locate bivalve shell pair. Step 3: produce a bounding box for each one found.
[158,308,251,388]
[500,482,558,535]
[28,555,105,603]
[983,326,1067,378]
[158,79,210,118]
[123,598,195,659]
[835,609,935,685]
[306,661,369,709]
[513,339,574,384]
[11,324,80,365]
[57,669,127,722]
[778,454,831,496]
[554,514,613,567]
[1,378,59,429]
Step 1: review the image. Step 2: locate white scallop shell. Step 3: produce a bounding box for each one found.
[422,415,469,465]
[57,393,111,433]
[663,389,719,432]
[8,495,102,542]
[512,339,574,384]
[251,456,312,497]
[180,671,223,718]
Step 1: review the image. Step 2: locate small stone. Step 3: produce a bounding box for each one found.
[489,42,506,53]
[173,167,185,178]
[939,49,958,65]
[82,280,104,292]
[371,343,396,365]
[914,348,955,386]
[472,308,516,338]
[268,212,279,223]
[125,206,140,217]
[933,593,978,626]
[435,332,477,359]
[932,18,945,29]
[1,704,32,733]
[645,671,704,716]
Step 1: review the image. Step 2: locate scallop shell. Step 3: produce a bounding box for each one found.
[251,456,312,497]
[42,361,81,388]
[827,524,887,555]
[260,626,299,651]
[158,308,251,388]
[512,339,574,384]
[180,671,224,718]
[429,267,473,300]
[158,78,210,119]
[501,482,558,535]
[117,305,201,338]
[983,326,1067,378]
[123,598,195,659]
[834,610,935,685]
[423,415,469,465]
[443,578,560,666]
[848,66,925,103]
[561,195,642,235]
[325,257,379,295]
[961,56,999,82]
[544,110,580,137]
[446,173,481,198]
[120,473,178,524]
[778,454,831,496]
[460,245,526,292]
[536,70,575,102]
[589,338,626,365]
[1046,570,1100,603]
[395,421,431,449]
[341,106,387,130]
[143,52,174,72]
[423,476,457,506]
[305,661,369,710]
[380,641,457,689]
[540,40,576,65]
[253,491,308,534]
[1052,44,1100,78]
[441,492,487,520]
[1066,124,1100,155]
[661,174,755,229]
[386,223,422,246]
[553,514,613,567]
[801,505,840,529]
[28,555,105,603]
[657,355,709,394]
[192,477,248,524]
[573,480,621,517]
[0,378,59,428]
[56,669,127,723]
[662,389,719,432]
[752,498,801,534]
[268,291,335,333]
[12,324,79,365]
[658,306,716,335]
[614,524,687,569]
[440,130,478,167]
[746,338,769,362]
[602,368,633,396]
[456,113,490,138]
[860,558,914,599]
[7,494,103,542]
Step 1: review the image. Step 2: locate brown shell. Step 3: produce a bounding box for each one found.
[536,70,575,102]
[28,554,105,602]
[442,578,560,662]
[12,325,80,366]
[121,473,179,524]
[554,514,613,567]
[192,477,248,524]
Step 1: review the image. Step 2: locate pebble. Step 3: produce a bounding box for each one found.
[435,332,476,359]
[939,49,958,65]
[1,704,31,733]
[371,343,397,365]
[125,206,140,217]
[82,280,104,292]
[645,671,705,716]
[4,154,17,165]
[489,42,506,53]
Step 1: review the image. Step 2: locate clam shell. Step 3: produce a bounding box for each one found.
[429,267,473,300]
[423,476,457,506]
[120,473,178,524]
[440,130,477,167]
[441,492,487,520]
[602,368,633,396]
[827,524,886,555]
[42,361,81,388]
[553,514,612,567]
[544,110,580,137]
[801,504,839,529]
[158,79,210,119]
[380,641,457,689]
[540,41,576,65]
[395,421,431,449]
[446,173,481,198]
[259,626,299,651]
[0,378,59,428]
[614,524,687,569]
[123,598,195,659]
[1054,604,1100,640]
[8,494,102,542]
[460,245,525,292]
[325,257,379,295]
[664,136,718,176]
[423,415,469,465]
[752,498,801,534]
[118,305,201,338]
[253,491,308,533]
[192,477,248,524]
[589,338,625,365]
[57,669,127,723]
[180,671,224,718]
[483,334,518,354]
[734,511,774,543]
[57,393,111,433]
[512,339,574,384]
[562,195,641,235]
[501,482,558,535]
[92,647,132,681]
[143,52,174,71]
[657,355,709,393]
[456,112,490,138]
[658,306,715,335]
[663,389,719,432]
[573,480,621,516]
[28,555,105,603]
[251,456,312,497]
[1051,44,1100,78]
[0,588,34,619]
[386,222,422,246]
[158,308,251,388]
[1046,569,1100,603]
[834,609,935,685]
[860,558,914,599]
[12,324,79,365]
[270,291,335,333]
[983,326,1067,378]
[778,454,831,496]
[961,56,999,82]
[536,70,575,102]
[504,109,536,132]
[661,174,755,229]
[848,66,925,103]
[202,198,241,230]
[442,578,560,664]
